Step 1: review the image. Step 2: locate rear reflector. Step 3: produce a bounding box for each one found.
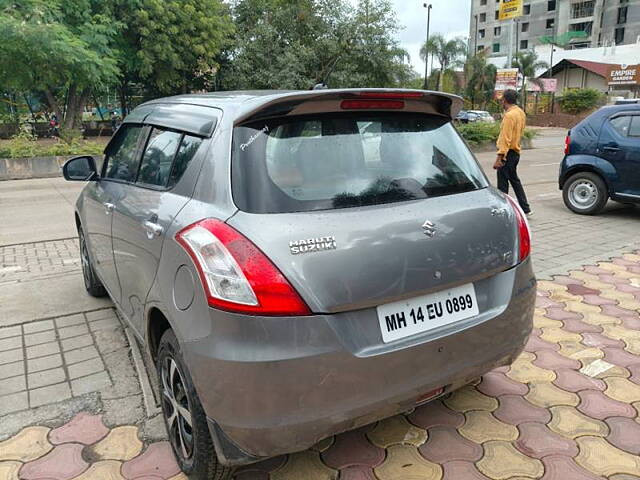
[176,219,311,316]
[415,387,445,405]
[505,195,531,262]
[341,99,405,110]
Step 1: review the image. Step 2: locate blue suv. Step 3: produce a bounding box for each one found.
[559,104,640,215]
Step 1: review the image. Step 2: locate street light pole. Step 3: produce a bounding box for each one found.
[474,14,478,55]
[423,3,432,90]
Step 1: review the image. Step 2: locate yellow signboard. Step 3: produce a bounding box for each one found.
[499,0,523,20]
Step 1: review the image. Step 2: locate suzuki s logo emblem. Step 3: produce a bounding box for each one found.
[422,220,436,237]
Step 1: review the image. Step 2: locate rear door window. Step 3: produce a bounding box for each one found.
[628,116,640,137]
[168,135,203,188]
[610,116,631,136]
[137,128,182,187]
[104,125,144,182]
[232,113,487,213]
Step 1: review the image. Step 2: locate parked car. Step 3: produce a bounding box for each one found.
[456,110,495,124]
[559,103,640,215]
[614,99,639,105]
[63,89,535,479]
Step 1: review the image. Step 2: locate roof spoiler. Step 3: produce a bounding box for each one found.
[234,89,464,125]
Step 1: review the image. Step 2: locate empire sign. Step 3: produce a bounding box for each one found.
[607,64,640,86]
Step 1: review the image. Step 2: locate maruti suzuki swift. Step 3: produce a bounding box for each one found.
[63,89,536,479]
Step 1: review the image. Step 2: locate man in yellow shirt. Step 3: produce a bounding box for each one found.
[493,89,532,216]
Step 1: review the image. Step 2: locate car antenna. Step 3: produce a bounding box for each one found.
[311,56,341,90]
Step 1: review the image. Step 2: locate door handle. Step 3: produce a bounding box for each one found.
[603,146,620,152]
[142,220,164,239]
[104,202,115,215]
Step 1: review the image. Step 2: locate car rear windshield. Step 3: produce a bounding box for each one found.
[232,112,487,213]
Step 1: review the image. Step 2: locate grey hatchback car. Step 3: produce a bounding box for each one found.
[63,89,535,479]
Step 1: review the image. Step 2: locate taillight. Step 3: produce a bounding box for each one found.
[564,134,571,155]
[505,195,531,262]
[341,99,405,110]
[175,219,311,316]
[355,92,424,99]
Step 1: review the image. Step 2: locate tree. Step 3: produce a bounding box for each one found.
[464,52,497,109]
[220,0,413,90]
[420,34,467,92]
[112,0,234,111]
[511,50,548,111]
[0,0,119,133]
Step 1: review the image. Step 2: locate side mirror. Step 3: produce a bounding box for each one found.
[63,155,98,181]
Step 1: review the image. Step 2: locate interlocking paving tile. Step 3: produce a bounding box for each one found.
[560,318,602,334]
[548,406,609,438]
[27,367,66,390]
[515,422,578,458]
[603,376,640,403]
[444,385,498,412]
[476,441,544,480]
[0,426,52,462]
[575,436,640,477]
[441,460,490,480]
[89,426,143,461]
[523,334,562,354]
[27,353,63,373]
[29,382,72,408]
[540,327,583,345]
[418,426,483,463]
[532,349,581,371]
[477,371,528,397]
[458,410,518,443]
[234,456,287,478]
[310,437,334,453]
[525,382,579,408]
[121,442,180,479]
[629,364,640,385]
[603,347,640,367]
[374,444,442,480]
[271,451,337,480]
[335,465,377,480]
[20,443,88,480]
[541,455,604,480]
[407,400,465,430]
[322,428,384,469]
[582,332,625,348]
[533,314,563,329]
[605,417,640,455]
[367,416,427,448]
[507,353,557,383]
[69,460,125,480]
[552,368,606,393]
[49,412,109,445]
[544,307,583,321]
[493,394,551,426]
[578,389,638,419]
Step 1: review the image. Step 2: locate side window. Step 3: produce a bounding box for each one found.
[628,116,640,138]
[105,125,144,182]
[137,128,182,187]
[610,116,630,136]
[168,135,203,188]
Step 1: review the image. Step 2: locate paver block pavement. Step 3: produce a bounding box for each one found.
[1,252,640,479]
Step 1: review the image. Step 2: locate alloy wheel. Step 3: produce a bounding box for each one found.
[161,357,194,461]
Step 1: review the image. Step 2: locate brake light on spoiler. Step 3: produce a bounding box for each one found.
[340,91,424,110]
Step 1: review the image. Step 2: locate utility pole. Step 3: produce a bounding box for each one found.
[423,3,432,90]
[474,14,479,55]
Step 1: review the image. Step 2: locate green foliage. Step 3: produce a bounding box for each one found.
[559,88,603,114]
[220,0,411,90]
[464,53,497,108]
[0,137,104,159]
[457,121,537,146]
[420,34,467,91]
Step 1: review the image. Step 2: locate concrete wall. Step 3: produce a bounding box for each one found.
[0,156,68,181]
[551,65,607,91]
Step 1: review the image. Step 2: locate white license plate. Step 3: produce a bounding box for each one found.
[377,283,479,343]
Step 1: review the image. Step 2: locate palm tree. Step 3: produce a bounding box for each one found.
[464,52,497,109]
[511,50,549,111]
[420,34,467,92]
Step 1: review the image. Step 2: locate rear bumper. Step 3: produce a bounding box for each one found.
[183,259,535,464]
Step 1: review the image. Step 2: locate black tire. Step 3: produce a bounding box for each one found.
[562,172,608,215]
[156,329,232,480]
[79,226,107,297]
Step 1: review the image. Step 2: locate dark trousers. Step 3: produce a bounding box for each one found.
[497,149,531,213]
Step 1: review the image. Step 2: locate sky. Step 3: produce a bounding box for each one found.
[388,0,472,74]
